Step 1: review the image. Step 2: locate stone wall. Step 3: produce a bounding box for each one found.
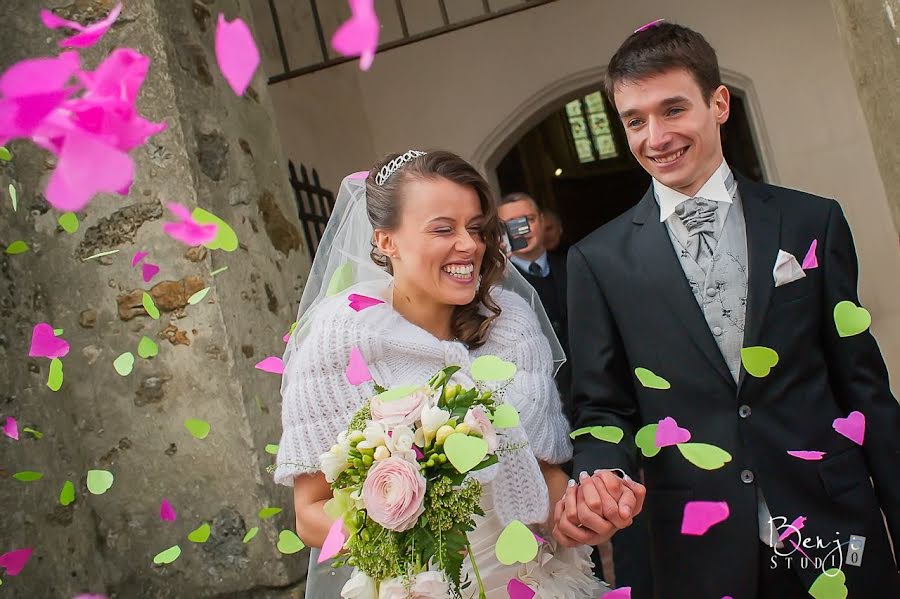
[1,0,310,596]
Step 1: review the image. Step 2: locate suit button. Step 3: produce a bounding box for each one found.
[713,326,723,336]
[739,405,751,418]
[706,288,717,297]
[741,469,755,484]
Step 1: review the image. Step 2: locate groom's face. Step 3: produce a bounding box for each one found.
[613,69,729,196]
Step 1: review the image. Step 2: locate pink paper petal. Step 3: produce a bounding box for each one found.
[159,498,177,522]
[802,239,818,270]
[777,515,806,542]
[214,14,260,96]
[331,0,380,71]
[162,202,218,246]
[832,411,865,445]
[605,588,633,599]
[787,450,825,461]
[347,293,384,312]
[0,547,33,576]
[142,262,160,283]
[655,416,691,447]
[0,51,80,97]
[41,3,122,49]
[533,532,545,544]
[45,129,134,212]
[74,595,109,599]
[29,322,70,359]
[318,518,347,563]
[131,250,149,267]
[634,18,665,33]
[255,356,285,375]
[345,346,372,385]
[506,578,535,599]
[681,501,729,536]
[3,417,19,441]
[348,170,369,179]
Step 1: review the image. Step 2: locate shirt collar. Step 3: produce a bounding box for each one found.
[510,251,549,277]
[653,160,734,222]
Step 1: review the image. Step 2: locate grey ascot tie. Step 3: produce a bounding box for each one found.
[675,196,719,273]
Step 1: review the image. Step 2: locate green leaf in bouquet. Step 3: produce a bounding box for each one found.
[468,453,499,472]
[470,355,517,382]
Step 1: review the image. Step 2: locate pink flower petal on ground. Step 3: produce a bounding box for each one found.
[345,346,372,385]
[29,322,70,359]
[318,518,347,563]
[159,498,177,522]
[681,501,729,536]
[331,0,380,71]
[3,417,19,440]
[507,578,535,599]
[142,262,160,283]
[214,14,260,96]
[787,450,825,461]
[347,293,384,312]
[131,251,149,267]
[45,129,134,211]
[0,547,33,576]
[655,416,691,447]
[777,515,806,543]
[832,411,865,445]
[255,356,285,375]
[802,239,818,270]
[162,202,218,246]
[605,588,633,599]
[41,3,122,49]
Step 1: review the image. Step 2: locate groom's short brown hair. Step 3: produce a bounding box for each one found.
[605,22,722,109]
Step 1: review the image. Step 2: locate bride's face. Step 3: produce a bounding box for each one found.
[377,176,486,307]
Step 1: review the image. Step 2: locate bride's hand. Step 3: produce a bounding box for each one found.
[580,469,647,529]
[551,480,615,547]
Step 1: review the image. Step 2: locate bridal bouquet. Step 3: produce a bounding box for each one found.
[320,359,519,598]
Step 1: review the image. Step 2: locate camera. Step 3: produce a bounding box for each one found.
[504,216,531,252]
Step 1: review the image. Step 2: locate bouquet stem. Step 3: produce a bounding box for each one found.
[464,539,487,599]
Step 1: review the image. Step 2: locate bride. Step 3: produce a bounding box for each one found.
[273,150,609,598]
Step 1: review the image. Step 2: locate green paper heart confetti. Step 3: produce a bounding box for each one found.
[187,287,210,305]
[142,292,160,319]
[373,385,420,403]
[13,471,43,482]
[490,404,520,428]
[86,469,114,494]
[495,519,538,565]
[833,301,871,338]
[277,530,305,554]
[153,545,182,565]
[677,442,732,470]
[47,358,64,391]
[634,367,671,390]
[0,146,11,161]
[326,262,355,296]
[53,328,64,336]
[192,208,238,252]
[740,346,779,378]
[5,240,29,255]
[243,527,259,543]
[808,568,848,599]
[570,426,594,439]
[635,423,661,458]
[265,444,279,455]
[590,425,625,444]
[444,433,489,474]
[470,355,517,382]
[188,522,211,543]
[58,213,79,234]
[138,336,159,359]
[113,352,135,376]
[59,480,76,506]
[22,427,42,439]
[185,418,210,440]
[258,507,282,520]
[8,183,17,211]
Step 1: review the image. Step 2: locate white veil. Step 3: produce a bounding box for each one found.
[281,172,566,380]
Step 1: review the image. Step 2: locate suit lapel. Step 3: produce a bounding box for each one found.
[737,176,781,391]
[632,187,736,389]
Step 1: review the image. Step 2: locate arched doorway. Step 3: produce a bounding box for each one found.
[492,83,767,245]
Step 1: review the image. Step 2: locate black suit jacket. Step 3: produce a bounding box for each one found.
[568,178,900,598]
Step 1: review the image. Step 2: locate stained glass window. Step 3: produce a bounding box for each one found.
[565,92,619,163]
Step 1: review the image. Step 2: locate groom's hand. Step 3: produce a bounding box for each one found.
[552,479,616,547]
[582,470,647,529]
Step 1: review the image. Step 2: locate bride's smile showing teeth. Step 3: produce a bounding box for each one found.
[650,147,687,164]
[442,263,475,281]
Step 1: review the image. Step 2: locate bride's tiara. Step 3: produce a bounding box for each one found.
[374,150,427,186]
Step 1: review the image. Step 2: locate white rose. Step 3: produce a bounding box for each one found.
[357,421,388,450]
[419,404,451,444]
[464,407,499,452]
[410,571,451,598]
[386,425,418,464]
[341,568,378,599]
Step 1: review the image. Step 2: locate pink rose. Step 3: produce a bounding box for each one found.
[370,387,430,428]
[362,457,426,532]
[464,407,499,452]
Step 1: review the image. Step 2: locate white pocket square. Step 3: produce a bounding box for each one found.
[773,249,807,287]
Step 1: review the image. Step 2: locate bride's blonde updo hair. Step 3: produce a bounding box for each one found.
[365,150,505,349]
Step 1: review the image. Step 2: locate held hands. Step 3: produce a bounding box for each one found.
[551,469,647,548]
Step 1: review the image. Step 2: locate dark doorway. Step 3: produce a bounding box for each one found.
[495,87,765,245]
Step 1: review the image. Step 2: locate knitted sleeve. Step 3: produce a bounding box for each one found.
[273,300,375,486]
[487,290,574,464]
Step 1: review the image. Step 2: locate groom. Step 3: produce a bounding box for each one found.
[555,22,900,599]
